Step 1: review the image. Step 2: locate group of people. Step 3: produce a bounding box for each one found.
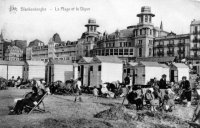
[126,74,192,112]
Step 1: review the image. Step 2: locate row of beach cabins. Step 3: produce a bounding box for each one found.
[0,56,190,86]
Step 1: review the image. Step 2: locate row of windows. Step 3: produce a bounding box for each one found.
[95,48,134,56]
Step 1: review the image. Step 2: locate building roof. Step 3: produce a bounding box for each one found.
[138,61,162,67]
[78,57,93,64]
[48,59,73,65]
[93,56,122,63]
[108,28,133,38]
[26,61,46,66]
[137,57,175,63]
[159,64,169,68]
[172,63,189,68]
[8,61,25,66]
[128,62,138,67]
[191,20,200,25]
[0,60,8,65]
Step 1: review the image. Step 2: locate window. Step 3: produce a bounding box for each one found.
[106,49,109,56]
[145,15,148,22]
[78,66,80,71]
[98,65,101,71]
[114,49,118,55]
[90,66,93,71]
[124,49,128,55]
[149,48,152,56]
[139,48,142,57]
[127,68,130,74]
[120,42,122,47]
[110,49,113,55]
[140,29,142,35]
[141,16,143,23]
[119,49,123,55]
[149,16,151,23]
[130,49,133,55]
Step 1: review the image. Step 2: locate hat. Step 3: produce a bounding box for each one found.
[42,80,46,84]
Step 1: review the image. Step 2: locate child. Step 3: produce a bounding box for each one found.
[163,89,175,112]
[93,86,99,99]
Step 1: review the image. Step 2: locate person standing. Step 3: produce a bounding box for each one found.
[159,74,168,99]
[180,76,191,107]
[74,77,83,102]
[124,74,130,87]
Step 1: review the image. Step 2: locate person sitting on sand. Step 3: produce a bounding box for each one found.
[9,86,45,115]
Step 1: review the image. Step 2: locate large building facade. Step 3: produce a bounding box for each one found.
[6,6,198,65]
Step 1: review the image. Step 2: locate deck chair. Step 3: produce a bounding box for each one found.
[24,91,48,114]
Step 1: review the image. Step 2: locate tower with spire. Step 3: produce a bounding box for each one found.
[160,21,163,31]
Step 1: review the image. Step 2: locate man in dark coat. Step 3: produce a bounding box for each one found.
[159,74,168,100]
[180,76,191,106]
[159,74,168,89]
[9,87,45,115]
[124,74,130,86]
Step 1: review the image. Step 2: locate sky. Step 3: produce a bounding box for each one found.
[0,0,200,44]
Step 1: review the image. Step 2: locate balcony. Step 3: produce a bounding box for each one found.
[156,44,164,48]
[167,43,174,47]
[167,51,174,55]
[191,46,200,51]
[157,51,164,56]
[178,49,185,54]
[192,39,199,43]
[192,31,200,35]
[177,42,185,47]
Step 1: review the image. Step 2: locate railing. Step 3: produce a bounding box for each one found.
[177,43,185,47]
[167,51,174,55]
[157,51,164,56]
[178,49,185,53]
[167,43,174,47]
[156,44,164,48]
[192,31,200,34]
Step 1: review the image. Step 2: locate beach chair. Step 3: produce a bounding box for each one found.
[24,91,48,114]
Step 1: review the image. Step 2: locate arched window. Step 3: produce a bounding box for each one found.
[145,15,148,22]
[149,48,152,56]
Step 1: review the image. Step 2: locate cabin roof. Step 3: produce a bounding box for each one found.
[26,61,46,66]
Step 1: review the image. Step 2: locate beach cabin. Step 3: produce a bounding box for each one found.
[134,61,164,85]
[23,61,46,80]
[7,61,24,80]
[46,60,74,83]
[0,61,8,79]
[159,64,170,81]
[89,56,123,87]
[78,57,92,86]
[123,62,138,85]
[170,63,189,82]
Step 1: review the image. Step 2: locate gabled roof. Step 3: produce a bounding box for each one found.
[48,60,72,65]
[138,61,162,67]
[159,64,169,68]
[172,63,189,68]
[92,56,122,63]
[78,57,92,64]
[26,61,46,66]
[128,62,138,67]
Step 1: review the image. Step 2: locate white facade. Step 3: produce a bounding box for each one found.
[170,63,189,82]
[24,61,46,80]
[101,62,123,83]
[8,65,23,79]
[0,65,7,79]
[89,56,123,87]
[54,65,73,82]
[135,61,165,85]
